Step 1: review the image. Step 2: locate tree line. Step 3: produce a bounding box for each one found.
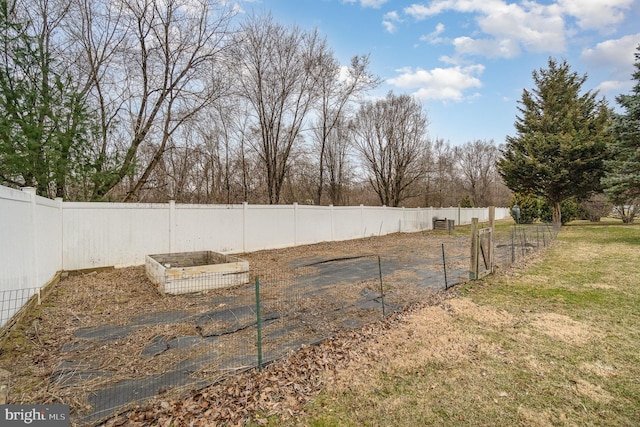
[0,0,510,208]
[10,0,637,223]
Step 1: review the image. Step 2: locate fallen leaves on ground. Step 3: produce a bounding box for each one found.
[104,293,452,427]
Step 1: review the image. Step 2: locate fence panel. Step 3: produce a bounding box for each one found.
[35,196,63,284]
[332,206,364,241]
[0,188,37,327]
[243,205,296,252]
[62,203,170,270]
[296,205,333,245]
[174,204,245,253]
[361,206,388,237]
[0,187,62,327]
[0,187,35,293]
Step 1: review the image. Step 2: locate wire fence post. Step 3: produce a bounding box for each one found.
[511,225,516,264]
[377,256,386,317]
[442,243,448,290]
[255,276,263,372]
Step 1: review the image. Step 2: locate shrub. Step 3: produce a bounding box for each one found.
[580,193,612,222]
[459,195,473,208]
[510,193,540,224]
[539,198,579,224]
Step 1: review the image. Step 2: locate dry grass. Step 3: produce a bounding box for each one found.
[271,221,640,427]
[0,226,482,425]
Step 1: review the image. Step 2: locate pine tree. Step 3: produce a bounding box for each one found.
[497,58,611,228]
[0,0,94,199]
[602,44,640,223]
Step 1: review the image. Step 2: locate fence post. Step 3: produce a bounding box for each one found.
[169,200,176,253]
[242,202,248,253]
[255,277,263,372]
[22,187,39,293]
[511,226,516,263]
[469,217,478,280]
[377,256,385,317]
[489,207,495,273]
[442,243,448,289]
[56,197,63,271]
[293,202,298,246]
[330,204,334,241]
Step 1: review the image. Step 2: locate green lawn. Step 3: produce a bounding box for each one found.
[265,221,640,426]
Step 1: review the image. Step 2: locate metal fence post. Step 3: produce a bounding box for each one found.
[511,226,515,263]
[442,243,448,289]
[255,277,263,372]
[377,256,386,317]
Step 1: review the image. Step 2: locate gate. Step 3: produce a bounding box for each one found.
[469,209,495,280]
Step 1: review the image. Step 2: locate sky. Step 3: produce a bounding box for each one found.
[237,0,640,146]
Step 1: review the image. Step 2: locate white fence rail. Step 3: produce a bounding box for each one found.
[0,184,510,326]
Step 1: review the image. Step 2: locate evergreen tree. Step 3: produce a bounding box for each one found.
[602,44,640,223]
[497,58,611,228]
[0,0,94,199]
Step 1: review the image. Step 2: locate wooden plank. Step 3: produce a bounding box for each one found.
[469,218,478,280]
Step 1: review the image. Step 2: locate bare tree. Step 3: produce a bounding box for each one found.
[60,0,236,200]
[62,0,131,200]
[351,92,430,207]
[423,139,460,207]
[454,139,500,206]
[231,14,329,204]
[322,116,354,205]
[311,54,379,204]
[120,0,235,201]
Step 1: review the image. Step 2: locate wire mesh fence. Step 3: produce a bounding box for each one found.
[0,222,557,426]
[0,287,40,335]
[493,223,559,268]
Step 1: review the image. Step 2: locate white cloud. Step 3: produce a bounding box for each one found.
[404,3,442,19]
[383,20,396,33]
[404,0,503,20]
[595,80,632,94]
[342,0,389,8]
[436,56,454,66]
[558,0,634,31]
[385,10,400,20]
[582,33,640,96]
[453,36,521,58]
[475,2,566,54]
[362,0,389,7]
[387,64,485,101]
[403,0,635,33]
[383,11,401,33]
[581,33,640,73]
[420,22,446,44]
[404,0,567,57]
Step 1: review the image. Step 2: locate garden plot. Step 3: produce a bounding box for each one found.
[0,229,474,425]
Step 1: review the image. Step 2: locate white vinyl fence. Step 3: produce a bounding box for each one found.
[0,184,510,326]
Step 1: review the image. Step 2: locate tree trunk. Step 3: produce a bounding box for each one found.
[552,201,562,230]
